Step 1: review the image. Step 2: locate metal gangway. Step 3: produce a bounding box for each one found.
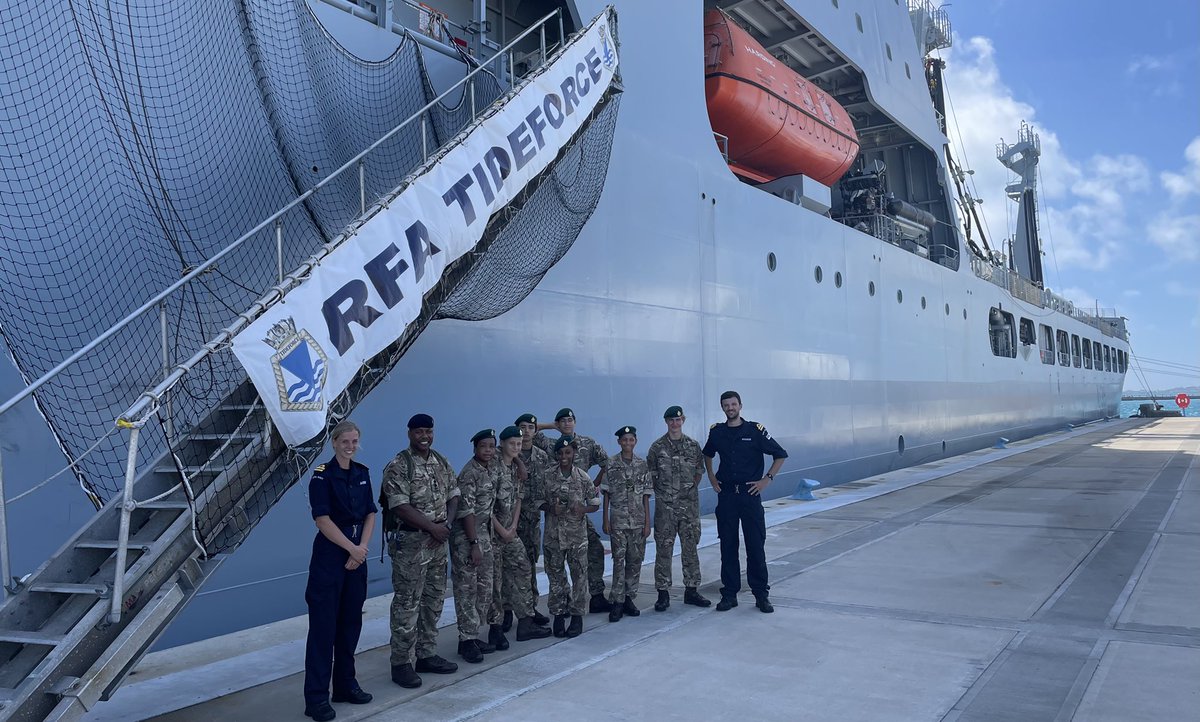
[0,6,613,719]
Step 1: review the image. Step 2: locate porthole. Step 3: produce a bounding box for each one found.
[896,289,903,303]
[898,435,906,455]
[767,252,777,272]
[963,308,968,319]
[834,271,843,288]
[868,281,876,297]
[921,296,927,310]
[905,62,911,79]
[814,266,823,283]
[855,13,863,32]
[831,0,838,7]
[886,43,892,61]
[945,303,950,315]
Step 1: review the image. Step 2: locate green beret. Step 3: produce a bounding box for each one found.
[499,425,522,441]
[471,428,496,444]
[555,407,575,421]
[515,413,537,426]
[553,437,574,453]
[615,425,637,437]
[663,405,684,419]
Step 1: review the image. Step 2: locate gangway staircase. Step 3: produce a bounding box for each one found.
[0,8,620,720]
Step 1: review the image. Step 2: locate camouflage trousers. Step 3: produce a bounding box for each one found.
[489,534,535,622]
[586,516,606,596]
[516,506,542,599]
[389,531,447,666]
[608,528,647,603]
[654,501,702,590]
[544,533,589,616]
[449,523,492,641]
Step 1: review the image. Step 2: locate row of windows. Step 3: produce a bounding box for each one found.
[989,307,1125,373]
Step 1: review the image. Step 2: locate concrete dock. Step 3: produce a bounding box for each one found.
[88,418,1200,721]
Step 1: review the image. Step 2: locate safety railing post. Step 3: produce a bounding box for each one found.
[358,160,366,215]
[275,219,284,284]
[421,115,428,162]
[558,9,564,49]
[540,23,546,64]
[110,424,141,623]
[469,77,476,120]
[159,303,173,439]
[0,450,12,599]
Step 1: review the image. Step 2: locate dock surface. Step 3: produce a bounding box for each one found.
[89,418,1200,721]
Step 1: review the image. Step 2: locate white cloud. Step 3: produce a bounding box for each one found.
[1126,54,1171,75]
[1146,213,1200,262]
[1122,289,1141,298]
[1160,137,1200,201]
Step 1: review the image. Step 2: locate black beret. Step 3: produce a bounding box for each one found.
[408,413,434,429]
[515,413,537,426]
[663,405,684,419]
[555,407,575,421]
[615,425,637,437]
[553,437,575,453]
[499,425,522,441]
[471,428,495,444]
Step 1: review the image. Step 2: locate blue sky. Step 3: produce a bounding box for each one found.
[936,0,1200,394]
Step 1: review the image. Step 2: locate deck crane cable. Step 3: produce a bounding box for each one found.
[1035,163,1063,291]
[937,50,998,253]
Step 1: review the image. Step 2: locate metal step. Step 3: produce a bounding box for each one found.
[0,630,64,646]
[136,500,190,511]
[74,540,151,552]
[28,583,108,596]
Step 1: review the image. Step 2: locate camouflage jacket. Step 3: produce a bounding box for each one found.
[646,433,705,505]
[382,448,459,523]
[540,465,600,540]
[455,457,496,524]
[518,444,551,509]
[491,458,524,529]
[601,453,651,530]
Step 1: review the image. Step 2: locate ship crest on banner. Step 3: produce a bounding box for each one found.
[265,317,329,412]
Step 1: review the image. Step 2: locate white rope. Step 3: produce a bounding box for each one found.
[5,424,120,505]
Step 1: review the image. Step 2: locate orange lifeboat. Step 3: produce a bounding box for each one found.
[704,10,860,185]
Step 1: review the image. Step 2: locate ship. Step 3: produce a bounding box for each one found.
[0,0,1129,717]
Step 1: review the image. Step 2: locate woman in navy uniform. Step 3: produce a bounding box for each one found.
[303,420,376,721]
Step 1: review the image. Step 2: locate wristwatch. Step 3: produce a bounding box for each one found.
[469,539,480,545]
[765,473,774,480]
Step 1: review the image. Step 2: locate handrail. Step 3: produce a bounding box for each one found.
[0,5,563,422]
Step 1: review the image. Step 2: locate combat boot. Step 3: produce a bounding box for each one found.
[588,593,611,613]
[457,639,483,664]
[622,596,640,617]
[566,614,583,637]
[477,636,496,654]
[553,614,568,638]
[754,595,774,614]
[304,701,335,721]
[502,609,514,632]
[654,590,670,612]
[684,587,712,607]
[488,623,510,651]
[715,596,738,611]
[531,608,550,626]
[391,663,421,688]
[415,654,458,674]
[515,616,552,641]
[608,605,622,623]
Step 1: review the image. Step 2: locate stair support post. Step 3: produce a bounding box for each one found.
[0,450,11,599]
[110,424,142,624]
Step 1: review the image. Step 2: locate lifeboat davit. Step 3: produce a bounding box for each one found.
[704,10,860,185]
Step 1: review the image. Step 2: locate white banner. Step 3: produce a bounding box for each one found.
[232,10,619,446]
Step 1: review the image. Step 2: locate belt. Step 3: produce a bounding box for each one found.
[719,480,757,495]
[337,522,364,542]
[397,519,446,533]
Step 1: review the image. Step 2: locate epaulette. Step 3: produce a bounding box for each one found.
[709,422,718,429]
[756,423,764,431]
[313,463,326,473]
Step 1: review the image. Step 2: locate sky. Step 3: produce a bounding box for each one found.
[934,0,1200,394]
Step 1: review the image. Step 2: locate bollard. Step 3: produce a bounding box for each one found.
[790,478,821,501]
[994,437,1009,449]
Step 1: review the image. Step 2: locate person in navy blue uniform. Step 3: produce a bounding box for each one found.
[303,420,377,721]
[702,391,787,614]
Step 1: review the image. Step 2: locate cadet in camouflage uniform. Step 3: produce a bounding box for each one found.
[449,430,496,664]
[487,426,552,648]
[382,414,460,689]
[513,413,551,627]
[540,437,600,638]
[602,426,652,622]
[646,405,711,611]
[532,408,611,613]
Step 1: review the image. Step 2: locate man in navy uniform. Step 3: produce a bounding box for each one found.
[702,391,787,613]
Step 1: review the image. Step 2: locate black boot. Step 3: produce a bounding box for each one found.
[531,608,550,626]
[457,639,483,664]
[304,701,336,721]
[589,593,611,613]
[754,595,774,614]
[608,605,623,623]
[622,596,640,617]
[502,609,514,632]
[654,590,670,612]
[477,636,496,654]
[684,587,712,607]
[391,663,421,689]
[331,686,372,704]
[552,614,568,638]
[566,614,583,637]
[415,654,458,674]
[715,596,738,611]
[488,623,510,651]
[516,616,553,641]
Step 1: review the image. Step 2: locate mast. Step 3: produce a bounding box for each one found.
[996,121,1044,285]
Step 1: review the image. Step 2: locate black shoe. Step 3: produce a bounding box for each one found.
[515,616,552,641]
[532,608,550,626]
[488,623,510,651]
[458,639,483,664]
[608,606,622,622]
[331,687,372,704]
[622,597,640,617]
[553,614,568,637]
[589,593,611,613]
[391,663,421,689]
[502,609,514,632]
[566,614,583,637]
[755,596,774,614]
[415,654,458,674]
[478,636,496,654]
[304,701,336,721]
[684,587,712,607]
[654,590,670,612]
[715,597,738,611]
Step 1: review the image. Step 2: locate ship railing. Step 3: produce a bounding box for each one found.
[713,131,730,163]
[0,4,572,615]
[1007,273,1044,307]
[970,257,1008,290]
